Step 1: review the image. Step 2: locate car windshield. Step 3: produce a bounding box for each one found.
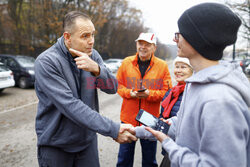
[0,64,9,72]
[16,57,35,68]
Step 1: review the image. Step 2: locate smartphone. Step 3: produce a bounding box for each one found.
[136,109,158,128]
[137,88,146,92]
[136,109,170,134]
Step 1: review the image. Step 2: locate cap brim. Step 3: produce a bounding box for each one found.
[135,38,156,44]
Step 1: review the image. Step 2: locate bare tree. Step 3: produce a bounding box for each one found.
[226,0,250,51]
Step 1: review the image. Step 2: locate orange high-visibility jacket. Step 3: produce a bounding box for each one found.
[116,54,172,126]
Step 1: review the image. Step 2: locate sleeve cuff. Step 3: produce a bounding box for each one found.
[135,126,157,141]
[110,121,120,139]
[162,137,177,153]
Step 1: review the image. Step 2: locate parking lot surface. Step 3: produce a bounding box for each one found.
[0,87,38,112]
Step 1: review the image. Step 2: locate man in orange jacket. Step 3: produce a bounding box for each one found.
[116,32,172,167]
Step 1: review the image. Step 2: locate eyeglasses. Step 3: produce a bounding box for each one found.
[174,32,181,41]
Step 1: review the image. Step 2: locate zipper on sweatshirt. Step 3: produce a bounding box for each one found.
[137,64,152,126]
[138,64,152,109]
[137,68,142,126]
[68,54,81,99]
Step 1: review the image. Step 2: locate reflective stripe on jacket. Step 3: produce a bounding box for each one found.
[116,53,172,126]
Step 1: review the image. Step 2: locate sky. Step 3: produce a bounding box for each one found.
[129,0,246,49]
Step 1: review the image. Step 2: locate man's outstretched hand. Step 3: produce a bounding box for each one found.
[115,124,137,144]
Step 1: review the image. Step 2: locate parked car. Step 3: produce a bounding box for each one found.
[223,51,249,75]
[245,63,250,75]
[0,54,35,88]
[104,58,123,73]
[240,59,250,75]
[0,62,15,92]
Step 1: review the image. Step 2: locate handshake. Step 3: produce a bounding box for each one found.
[114,124,137,144]
[114,117,172,144]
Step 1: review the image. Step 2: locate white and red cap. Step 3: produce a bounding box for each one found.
[135,33,157,45]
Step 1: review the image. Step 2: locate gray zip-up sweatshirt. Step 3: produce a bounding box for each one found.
[163,61,250,167]
[35,36,120,152]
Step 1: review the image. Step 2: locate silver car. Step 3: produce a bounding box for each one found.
[0,63,15,92]
[104,58,123,73]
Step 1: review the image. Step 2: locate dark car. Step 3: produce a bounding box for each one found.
[0,54,35,88]
[240,59,250,75]
[237,52,249,75]
[223,51,249,75]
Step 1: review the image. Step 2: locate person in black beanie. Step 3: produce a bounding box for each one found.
[177,2,241,61]
[136,2,250,167]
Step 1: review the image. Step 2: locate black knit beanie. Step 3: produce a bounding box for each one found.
[178,3,241,60]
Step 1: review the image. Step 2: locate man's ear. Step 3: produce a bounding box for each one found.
[153,44,157,52]
[63,32,71,47]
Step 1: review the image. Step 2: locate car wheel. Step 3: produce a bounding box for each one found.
[18,77,29,89]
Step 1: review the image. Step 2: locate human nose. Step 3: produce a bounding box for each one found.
[175,67,181,72]
[140,43,146,48]
[88,35,94,45]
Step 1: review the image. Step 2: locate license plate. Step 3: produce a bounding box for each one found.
[0,77,8,81]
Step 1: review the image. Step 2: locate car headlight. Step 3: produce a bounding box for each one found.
[28,70,35,75]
